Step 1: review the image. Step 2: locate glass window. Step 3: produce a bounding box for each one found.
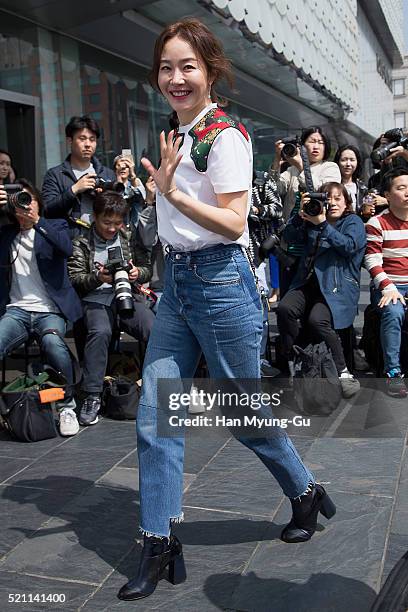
[395,112,406,129]
[89,93,100,105]
[393,79,405,96]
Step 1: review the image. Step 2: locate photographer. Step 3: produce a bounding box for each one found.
[276,182,366,398]
[42,115,115,236]
[0,149,13,185]
[114,154,146,230]
[0,179,82,436]
[272,126,341,294]
[68,190,154,427]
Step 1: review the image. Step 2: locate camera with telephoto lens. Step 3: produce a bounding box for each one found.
[303,192,329,217]
[371,128,408,164]
[106,246,133,314]
[281,136,301,158]
[3,184,32,212]
[93,178,125,195]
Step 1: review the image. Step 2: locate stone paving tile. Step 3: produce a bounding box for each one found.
[0,571,95,612]
[0,484,80,559]
[0,484,139,585]
[5,447,127,493]
[230,491,391,612]
[380,533,408,587]
[0,430,69,460]
[0,458,33,484]
[386,448,408,537]
[66,418,137,452]
[97,466,196,496]
[303,437,404,497]
[183,438,285,517]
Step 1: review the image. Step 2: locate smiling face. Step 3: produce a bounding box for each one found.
[338,149,358,181]
[158,35,212,125]
[94,213,124,241]
[304,132,325,164]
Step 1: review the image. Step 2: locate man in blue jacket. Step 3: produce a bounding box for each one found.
[0,180,82,436]
[42,115,115,237]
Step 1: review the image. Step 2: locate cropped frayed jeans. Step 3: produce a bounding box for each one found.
[136,244,314,537]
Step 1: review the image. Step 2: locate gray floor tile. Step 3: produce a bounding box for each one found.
[0,485,79,559]
[0,458,33,484]
[380,532,408,587]
[66,418,137,451]
[183,438,284,516]
[1,484,139,584]
[6,447,127,493]
[304,438,404,496]
[231,491,391,611]
[0,431,68,459]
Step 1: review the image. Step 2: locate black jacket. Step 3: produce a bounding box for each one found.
[68,225,152,298]
[42,155,115,222]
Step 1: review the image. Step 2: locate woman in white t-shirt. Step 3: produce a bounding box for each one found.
[118,18,335,603]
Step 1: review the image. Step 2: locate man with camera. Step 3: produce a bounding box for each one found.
[42,115,116,236]
[365,168,408,397]
[0,180,83,435]
[68,190,154,426]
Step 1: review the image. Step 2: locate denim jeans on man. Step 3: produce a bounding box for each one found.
[136,244,314,537]
[0,307,73,386]
[371,284,408,373]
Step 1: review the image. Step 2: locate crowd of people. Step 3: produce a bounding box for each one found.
[1,15,408,603]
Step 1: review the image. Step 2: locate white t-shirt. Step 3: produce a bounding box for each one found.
[8,228,58,313]
[156,103,252,251]
[345,182,357,211]
[72,163,95,225]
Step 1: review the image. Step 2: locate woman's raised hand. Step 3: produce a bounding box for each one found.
[141,130,183,196]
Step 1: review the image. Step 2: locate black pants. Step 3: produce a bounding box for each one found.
[82,300,155,393]
[277,278,346,374]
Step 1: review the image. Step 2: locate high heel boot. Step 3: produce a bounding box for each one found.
[280,483,336,543]
[117,534,187,601]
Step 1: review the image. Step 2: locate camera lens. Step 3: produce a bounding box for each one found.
[282,143,298,158]
[304,199,323,216]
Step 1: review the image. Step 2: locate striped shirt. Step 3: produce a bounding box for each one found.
[364,209,408,291]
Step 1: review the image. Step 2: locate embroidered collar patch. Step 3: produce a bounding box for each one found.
[187,107,249,173]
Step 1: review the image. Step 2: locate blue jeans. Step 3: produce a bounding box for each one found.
[137,244,314,537]
[371,285,408,373]
[0,307,74,387]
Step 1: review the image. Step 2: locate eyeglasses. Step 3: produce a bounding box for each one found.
[306,139,325,146]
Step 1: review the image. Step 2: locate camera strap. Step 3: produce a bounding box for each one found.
[300,145,315,193]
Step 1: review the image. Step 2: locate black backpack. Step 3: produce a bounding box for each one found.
[102,376,141,420]
[293,342,342,415]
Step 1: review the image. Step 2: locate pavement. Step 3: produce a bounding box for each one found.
[1,270,408,612]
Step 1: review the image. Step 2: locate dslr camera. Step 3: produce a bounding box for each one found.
[281,136,301,158]
[371,128,408,164]
[303,192,329,217]
[93,178,125,195]
[260,233,296,270]
[106,246,133,314]
[3,184,32,213]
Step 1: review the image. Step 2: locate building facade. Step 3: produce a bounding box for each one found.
[0,0,403,186]
[392,55,408,130]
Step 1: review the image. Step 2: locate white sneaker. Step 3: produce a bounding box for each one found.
[339,369,360,399]
[188,385,207,414]
[59,408,80,436]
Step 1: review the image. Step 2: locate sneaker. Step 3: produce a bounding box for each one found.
[339,369,360,398]
[59,408,80,436]
[353,349,370,372]
[260,359,280,378]
[79,396,101,426]
[386,369,408,397]
[188,384,207,414]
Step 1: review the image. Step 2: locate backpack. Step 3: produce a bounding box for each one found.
[293,342,342,415]
[102,376,141,420]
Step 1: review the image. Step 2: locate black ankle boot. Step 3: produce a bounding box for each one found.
[280,483,336,543]
[117,534,186,601]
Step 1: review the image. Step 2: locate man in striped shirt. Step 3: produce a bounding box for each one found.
[365,168,408,396]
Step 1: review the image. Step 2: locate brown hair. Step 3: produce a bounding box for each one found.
[149,17,234,128]
[320,182,354,217]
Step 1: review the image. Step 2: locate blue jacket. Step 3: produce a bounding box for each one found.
[42,155,115,221]
[0,218,82,323]
[283,213,367,329]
